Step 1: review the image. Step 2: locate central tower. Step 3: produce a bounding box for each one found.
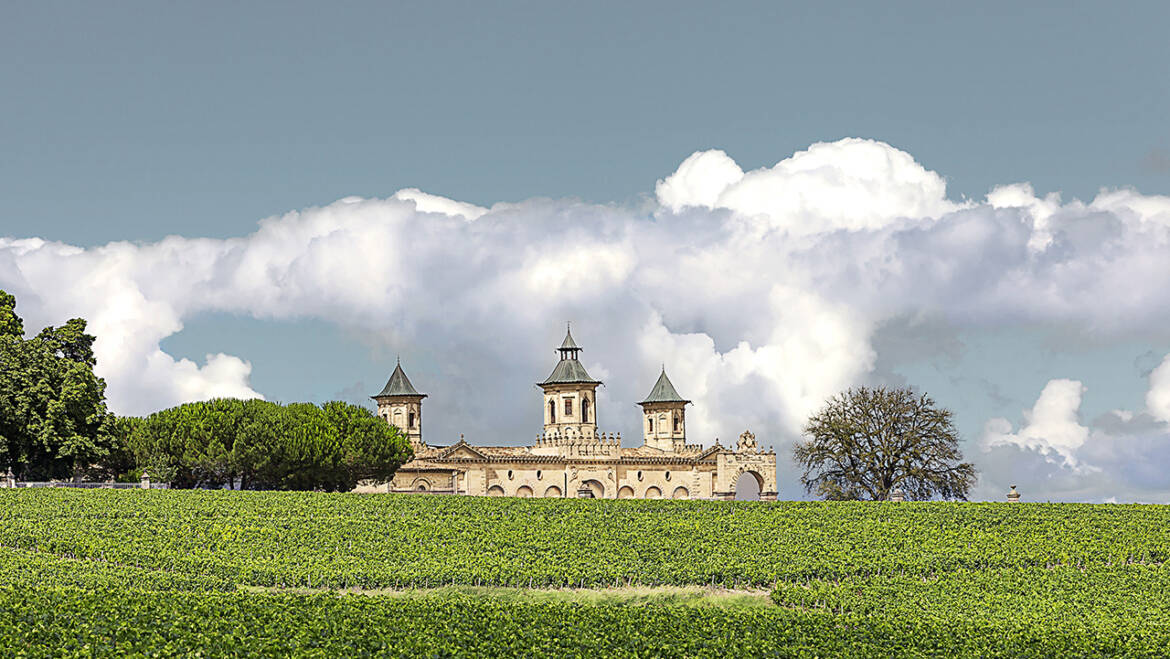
[538,324,601,439]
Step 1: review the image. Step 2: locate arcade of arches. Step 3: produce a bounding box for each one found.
[374,329,778,500]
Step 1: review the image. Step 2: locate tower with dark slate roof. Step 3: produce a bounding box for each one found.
[372,359,427,450]
[538,324,601,439]
[638,367,691,452]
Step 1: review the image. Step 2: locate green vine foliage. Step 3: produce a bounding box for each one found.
[1,491,1168,656]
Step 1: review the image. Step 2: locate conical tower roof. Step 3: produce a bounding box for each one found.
[559,325,580,350]
[540,325,600,385]
[373,360,427,398]
[639,368,690,404]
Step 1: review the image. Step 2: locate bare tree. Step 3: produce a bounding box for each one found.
[794,387,977,501]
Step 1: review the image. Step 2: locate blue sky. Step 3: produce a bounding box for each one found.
[2,2,1169,501]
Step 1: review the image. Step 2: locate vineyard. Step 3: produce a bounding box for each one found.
[2,490,1168,656]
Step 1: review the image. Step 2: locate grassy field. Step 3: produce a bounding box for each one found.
[1,489,1168,656]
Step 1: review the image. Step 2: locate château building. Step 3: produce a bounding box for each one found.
[370,327,777,500]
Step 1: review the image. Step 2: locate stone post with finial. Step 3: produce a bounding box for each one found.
[140,470,151,490]
[1007,484,1020,502]
[890,487,905,502]
[3,467,14,489]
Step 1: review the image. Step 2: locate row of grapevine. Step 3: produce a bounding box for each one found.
[1,489,1167,589]
[7,586,1169,658]
[2,490,1169,656]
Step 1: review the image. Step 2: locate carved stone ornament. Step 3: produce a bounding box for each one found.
[737,429,758,453]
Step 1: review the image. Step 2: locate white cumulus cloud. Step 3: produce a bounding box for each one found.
[656,138,960,235]
[5,137,1170,500]
[983,379,1092,469]
[1145,354,1170,424]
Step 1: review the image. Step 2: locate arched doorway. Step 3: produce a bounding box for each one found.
[734,471,763,501]
[618,486,635,499]
[516,485,534,498]
[644,486,662,499]
[412,479,430,492]
[543,485,562,498]
[487,485,505,497]
[580,479,604,498]
[672,486,689,500]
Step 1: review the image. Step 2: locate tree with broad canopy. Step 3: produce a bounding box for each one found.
[1,290,118,480]
[794,386,977,501]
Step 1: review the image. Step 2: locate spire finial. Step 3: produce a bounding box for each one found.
[396,354,400,365]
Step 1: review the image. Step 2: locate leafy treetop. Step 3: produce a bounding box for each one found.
[794,386,977,501]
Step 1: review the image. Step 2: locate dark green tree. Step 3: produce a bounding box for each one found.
[794,386,977,501]
[93,414,143,481]
[0,291,23,338]
[0,290,115,480]
[322,400,413,488]
[130,398,411,491]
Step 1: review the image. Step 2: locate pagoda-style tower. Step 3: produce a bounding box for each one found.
[639,367,690,453]
[538,325,601,439]
[372,359,427,450]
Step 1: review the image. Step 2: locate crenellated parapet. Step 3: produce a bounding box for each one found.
[534,429,622,447]
[532,428,622,458]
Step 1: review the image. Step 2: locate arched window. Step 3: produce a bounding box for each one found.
[564,398,573,416]
[673,414,680,432]
[549,400,556,423]
[582,399,590,422]
[648,417,654,432]
[408,412,416,428]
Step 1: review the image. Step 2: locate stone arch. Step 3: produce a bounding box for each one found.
[734,470,764,501]
[487,485,505,497]
[412,478,430,492]
[672,486,689,500]
[644,486,662,499]
[516,485,534,498]
[580,479,604,498]
[618,485,635,499]
[544,485,562,498]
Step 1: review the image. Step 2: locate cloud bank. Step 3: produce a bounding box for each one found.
[3,137,1170,501]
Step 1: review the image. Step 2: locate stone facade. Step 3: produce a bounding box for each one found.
[373,328,778,500]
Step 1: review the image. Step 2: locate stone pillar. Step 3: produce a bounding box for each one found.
[3,467,14,489]
[140,471,151,490]
[890,488,905,502]
[1007,485,1020,502]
